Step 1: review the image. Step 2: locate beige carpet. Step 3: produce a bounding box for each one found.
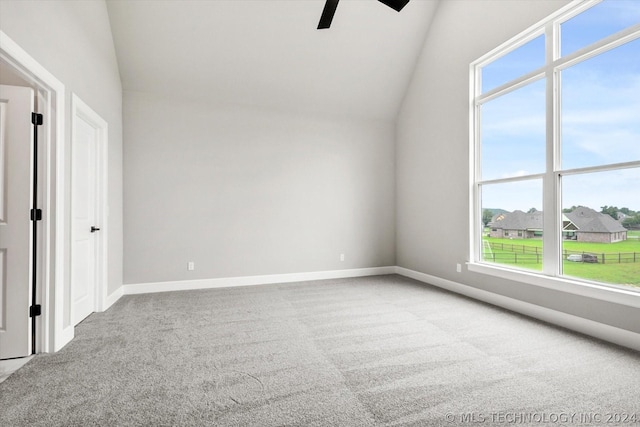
[1,274,638,426]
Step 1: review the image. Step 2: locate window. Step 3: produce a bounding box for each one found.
[471,0,640,291]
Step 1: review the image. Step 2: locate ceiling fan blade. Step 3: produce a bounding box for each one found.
[318,0,340,30]
[378,0,410,12]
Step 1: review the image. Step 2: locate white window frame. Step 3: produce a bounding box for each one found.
[468,0,640,307]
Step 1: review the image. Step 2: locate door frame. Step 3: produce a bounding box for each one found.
[0,30,68,352]
[70,93,108,321]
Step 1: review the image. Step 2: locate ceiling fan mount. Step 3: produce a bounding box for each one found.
[318,0,411,30]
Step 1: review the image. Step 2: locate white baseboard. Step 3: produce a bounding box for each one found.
[53,325,74,352]
[123,266,396,295]
[103,286,124,311]
[395,266,640,352]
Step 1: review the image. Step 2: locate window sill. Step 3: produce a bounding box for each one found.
[467,262,640,308]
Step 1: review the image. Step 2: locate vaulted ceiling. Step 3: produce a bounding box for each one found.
[106,0,438,121]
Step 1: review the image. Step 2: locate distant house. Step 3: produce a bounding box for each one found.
[489,210,543,239]
[489,207,627,243]
[563,206,628,243]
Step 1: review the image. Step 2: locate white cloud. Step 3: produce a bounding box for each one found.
[562,168,640,211]
[562,128,640,167]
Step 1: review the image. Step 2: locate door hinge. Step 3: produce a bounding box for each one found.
[31,112,43,126]
[30,305,41,317]
[30,208,42,221]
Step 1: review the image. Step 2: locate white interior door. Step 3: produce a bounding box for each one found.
[71,116,98,325]
[0,84,34,359]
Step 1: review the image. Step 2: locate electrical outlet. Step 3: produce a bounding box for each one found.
[188,261,195,271]
[456,263,462,273]
[340,253,345,262]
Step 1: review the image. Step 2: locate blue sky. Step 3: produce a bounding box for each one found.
[480,0,640,213]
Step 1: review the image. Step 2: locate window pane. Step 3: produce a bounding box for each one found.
[561,168,640,288]
[481,79,546,180]
[481,35,545,93]
[481,180,543,271]
[561,0,640,57]
[561,38,640,170]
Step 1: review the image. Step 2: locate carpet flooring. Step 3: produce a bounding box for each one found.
[1,274,639,426]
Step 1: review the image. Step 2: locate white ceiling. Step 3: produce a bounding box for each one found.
[106,0,438,121]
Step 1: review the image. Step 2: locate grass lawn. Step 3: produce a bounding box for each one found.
[562,261,640,287]
[482,236,640,288]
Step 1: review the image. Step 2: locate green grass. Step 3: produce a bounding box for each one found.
[485,236,640,254]
[564,239,640,254]
[482,236,640,287]
[562,261,640,287]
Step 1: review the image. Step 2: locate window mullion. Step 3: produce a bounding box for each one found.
[471,101,482,263]
[542,22,559,276]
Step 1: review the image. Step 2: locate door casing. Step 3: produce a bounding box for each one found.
[1,30,67,353]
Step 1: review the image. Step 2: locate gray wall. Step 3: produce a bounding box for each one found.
[0,0,123,298]
[123,91,395,284]
[396,0,640,333]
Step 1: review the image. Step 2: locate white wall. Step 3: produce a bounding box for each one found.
[124,92,395,284]
[0,1,123,300]
[396,0,640,334]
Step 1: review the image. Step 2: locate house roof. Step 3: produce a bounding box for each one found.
[491,210,543,231]
[492,207,627,234]
[564,206,627,233]
[105,0,438,121]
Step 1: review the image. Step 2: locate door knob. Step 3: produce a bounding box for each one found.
[91,226,101,233]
